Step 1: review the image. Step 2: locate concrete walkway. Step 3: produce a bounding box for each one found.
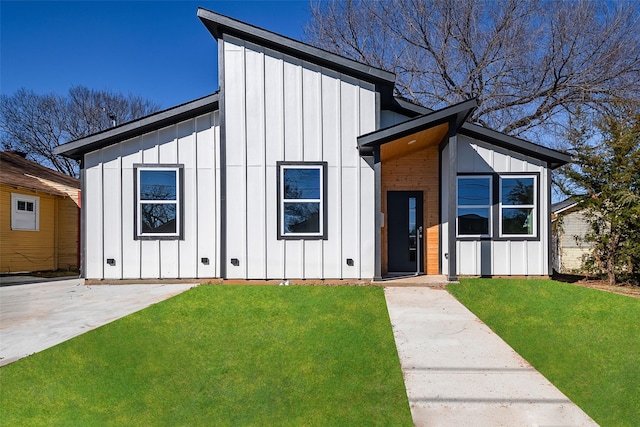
[384,287,598,427]
[0,279,195,366]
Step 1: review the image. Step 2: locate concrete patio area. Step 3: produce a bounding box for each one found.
[0,278,195,366]
[385,286,598,426]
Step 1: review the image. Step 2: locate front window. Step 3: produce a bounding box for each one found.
[11,193,39,231]
[135,165,183,239]
[277,162,327,239]
[500,176,536,236]
[457,176,491,236]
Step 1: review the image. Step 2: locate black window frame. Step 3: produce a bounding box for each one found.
[456,175,492,238]
[499,174,537,238]
[456,172,541,242]
[133,164,184,240]
[276,161,328,240]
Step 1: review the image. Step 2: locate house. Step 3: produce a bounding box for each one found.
[551,198,592,274]
[55,9,570,282]
[0,151,80,273]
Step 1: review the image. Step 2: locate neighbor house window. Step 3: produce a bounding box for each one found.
[11,193,39,231]
[134,164,183,240]
[277,161,327,239]
[500,176,536,236]
[457,176,491,236]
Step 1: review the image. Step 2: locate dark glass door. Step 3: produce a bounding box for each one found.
[387,191,423,273]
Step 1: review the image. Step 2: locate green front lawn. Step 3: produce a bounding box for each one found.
[0,285,412,426]
[448,278,640,427]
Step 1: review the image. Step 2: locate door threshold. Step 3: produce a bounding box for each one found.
[378,272,424,281]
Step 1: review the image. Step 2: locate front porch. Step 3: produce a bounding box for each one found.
[358,99,479,281]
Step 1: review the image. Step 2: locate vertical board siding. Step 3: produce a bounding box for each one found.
[452,136,548,276]
[85,151,103,279]
[102,144,122,279]
[222,36,376,279]
[196,112,219,278]
[121,137,142,279]
[83,113,219,280]
[178,119,197,278]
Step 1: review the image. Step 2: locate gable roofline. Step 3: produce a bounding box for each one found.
[197,8,396,91]
[358,99,478,153]
[384,96,571,169]
[55,93,219,160]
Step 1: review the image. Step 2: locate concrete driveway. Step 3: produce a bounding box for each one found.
[385,287,598,426]
[0,279,194,366]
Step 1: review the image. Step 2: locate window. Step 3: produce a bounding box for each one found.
[500,176,536,236]
[457,176,491,236]
[277,162,327,239]
[134,165,183,240]
[11,193,39,231]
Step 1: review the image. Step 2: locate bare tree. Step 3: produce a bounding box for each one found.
[0,86,160,177]
[306,0,640,143]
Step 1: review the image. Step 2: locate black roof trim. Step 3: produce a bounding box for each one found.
[197,8,396,89]
[383,96,571,169]
[460,122,571,169]
[358,99,478,152]
[386,97,431,116]
[55,93,219,160]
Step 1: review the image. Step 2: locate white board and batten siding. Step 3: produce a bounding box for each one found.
[441,135,551,276]
[222,36,376,280]
[83,112,221,280]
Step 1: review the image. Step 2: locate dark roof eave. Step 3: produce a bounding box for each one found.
[197,8,396,89]
[55,94,219,160]
[358,98,478,149]
[460,122,571,169]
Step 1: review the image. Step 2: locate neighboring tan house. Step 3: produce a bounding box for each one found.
[0,151,80,273]
[55,9,570,281]
[551,198,592,274]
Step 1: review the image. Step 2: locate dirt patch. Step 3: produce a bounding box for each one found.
[553,272,640,298]
[571,279,640,298]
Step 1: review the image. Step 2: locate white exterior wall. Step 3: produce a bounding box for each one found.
[222,36,377,279]
[83,112,220,279]
[442,135,551,276]
[556,210,592,273]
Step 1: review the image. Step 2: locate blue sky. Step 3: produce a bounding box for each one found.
[1,1,311,109]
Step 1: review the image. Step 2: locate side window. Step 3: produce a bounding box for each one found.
[500,176,536,236]
[134,165,183,240]
[277,162,327,240]
[457,176,492,237]
[11,193,39,231]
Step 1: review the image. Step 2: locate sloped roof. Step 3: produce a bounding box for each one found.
[197,8,396,90]
[358,99,478,152]
[552,197,581,214]
[0,152,79,195]
[55,93,219,160]
[385,98,571,169]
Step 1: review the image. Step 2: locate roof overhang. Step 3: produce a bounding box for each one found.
[460,123,571,169]
[197,8,396,102]
[358,98,478,157]
[55,93,219,161]
[382,96,571,169]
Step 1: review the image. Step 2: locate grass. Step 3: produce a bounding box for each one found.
[448,278,640,427]
[0,285,412,426]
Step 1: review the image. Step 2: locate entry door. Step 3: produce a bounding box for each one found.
[387,191,424,273]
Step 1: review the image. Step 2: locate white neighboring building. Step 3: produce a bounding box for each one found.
[552,199,593,274]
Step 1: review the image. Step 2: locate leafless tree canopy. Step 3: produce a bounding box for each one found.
[306,0,640,143]
[0,86,160,177]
